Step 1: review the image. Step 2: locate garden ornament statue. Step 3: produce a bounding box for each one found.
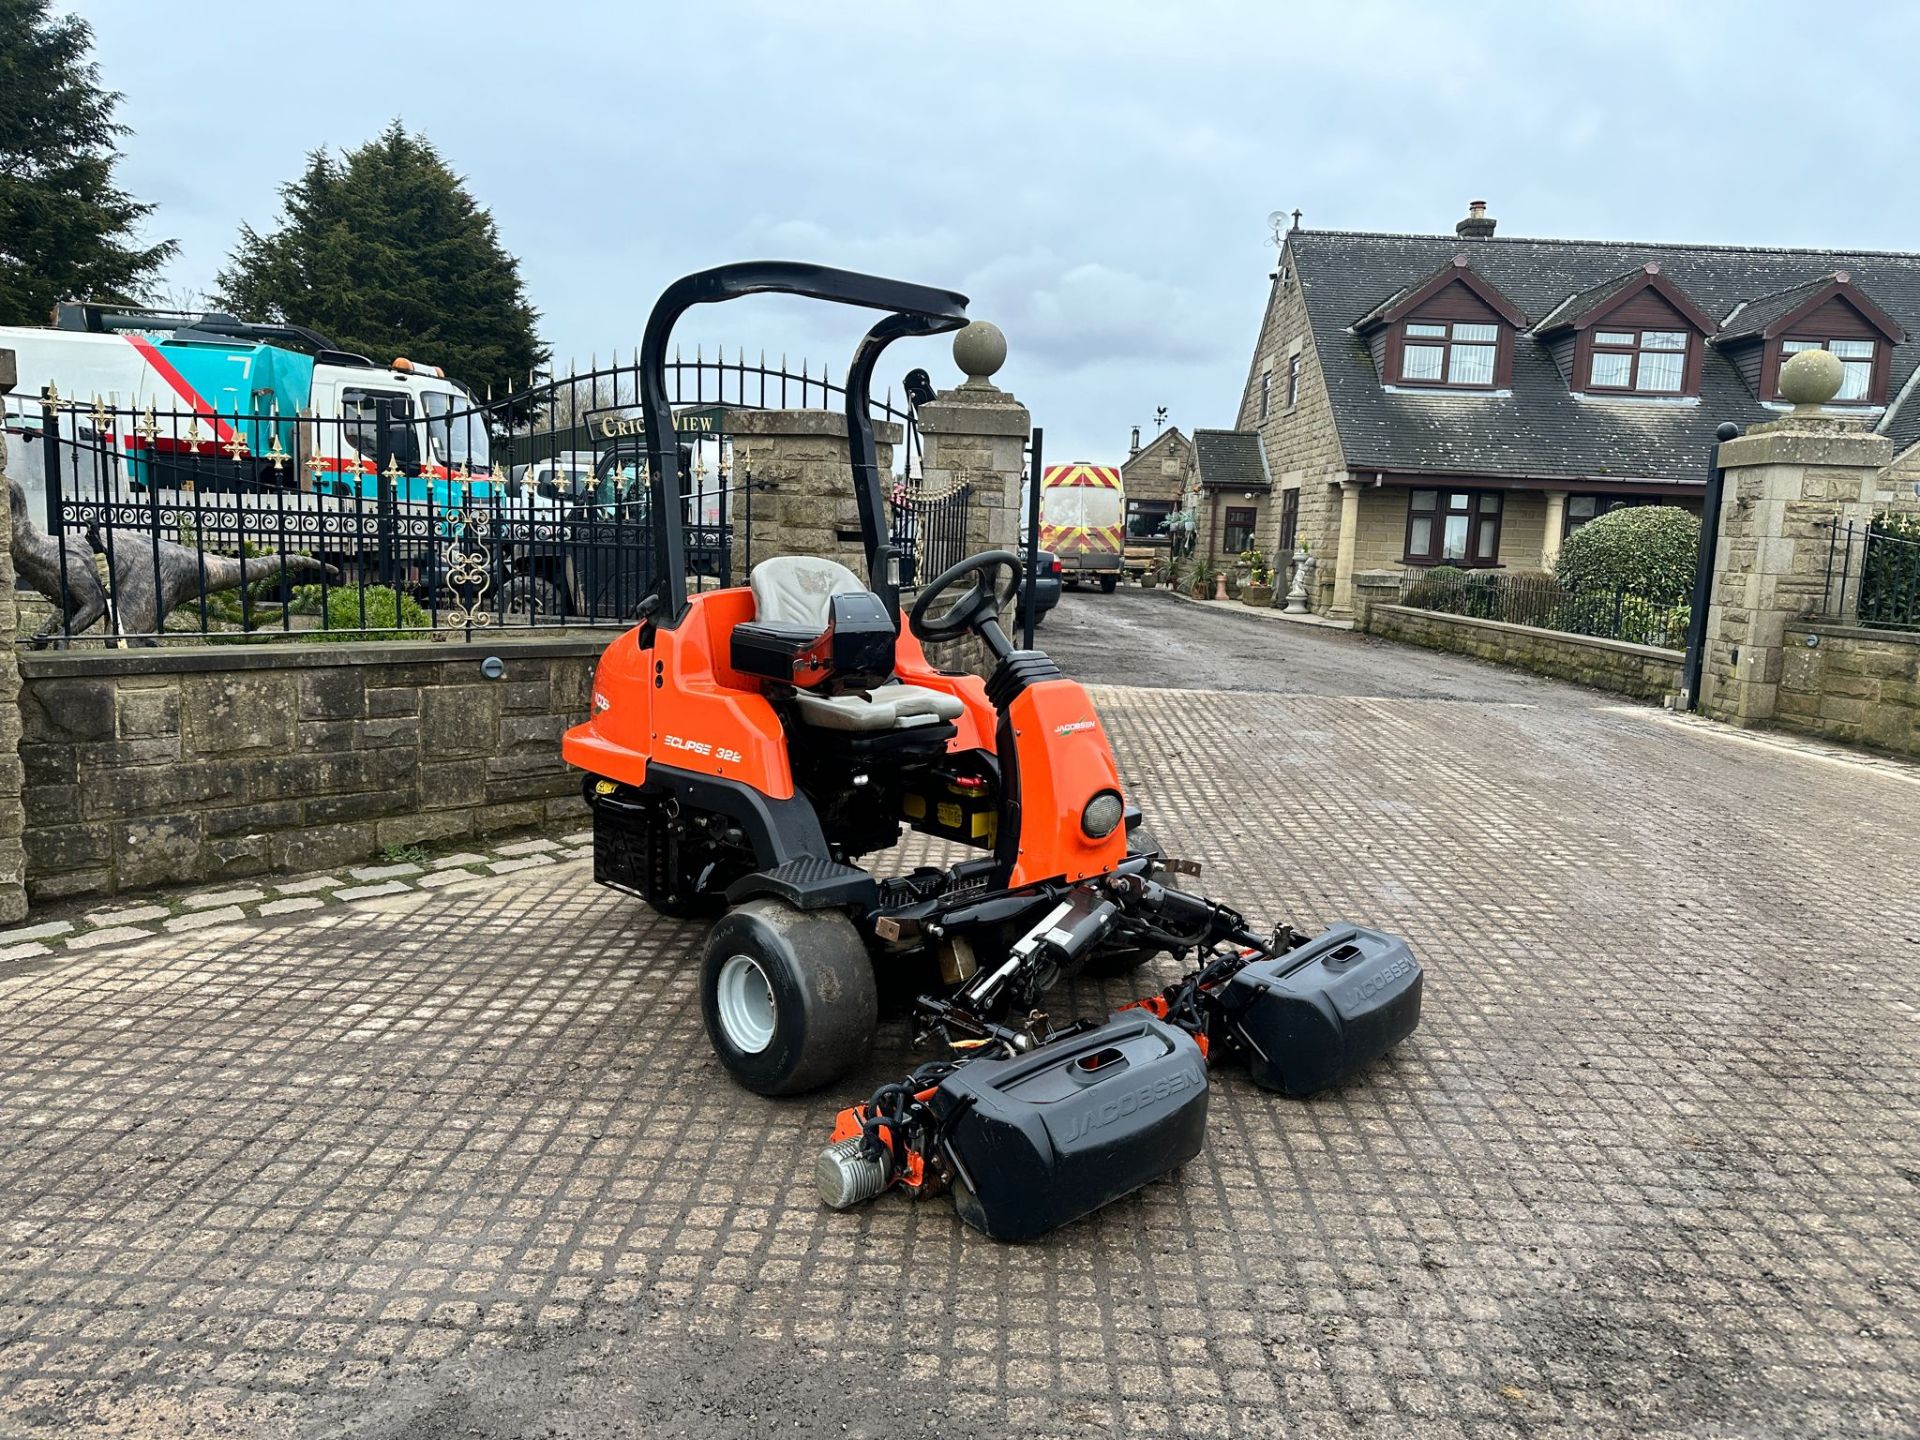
[6,479,339,647]
[1284,542,1314,614]
[88,522,338,645]
[9,480,109,646]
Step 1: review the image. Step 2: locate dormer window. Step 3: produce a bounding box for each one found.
[1781,338,1875,402]
[1588,329,1690,394]
[1400,321,1500,387]
[1354,255,1526,393]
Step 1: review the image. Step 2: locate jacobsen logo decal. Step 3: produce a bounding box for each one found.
[663,734,742,764]
[1055,719,1097,736]
[1356,956,1417,1000]
[1061,1065,1200,1142]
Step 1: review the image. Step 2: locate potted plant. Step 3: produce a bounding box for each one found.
[1239,546,1275,607]
[1188,557,1216,600]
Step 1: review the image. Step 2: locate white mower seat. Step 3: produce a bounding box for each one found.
[749,555,869,630]
[746,556,964,733]
[791,684,963,732]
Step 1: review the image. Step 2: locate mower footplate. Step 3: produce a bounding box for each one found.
[1220,923,1422,1096]
[930,1014,1208,1242]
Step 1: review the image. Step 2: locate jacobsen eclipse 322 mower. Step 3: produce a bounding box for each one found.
[563,263,1422,1241]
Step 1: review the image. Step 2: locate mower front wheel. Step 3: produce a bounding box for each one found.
[700,899,877,1097]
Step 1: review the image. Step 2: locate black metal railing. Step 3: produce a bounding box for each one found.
[1401,568,1691,650]
[5,354,925,646]
[1822,516,1920,632]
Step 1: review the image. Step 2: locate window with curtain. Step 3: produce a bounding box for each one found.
[1398,321,1501,387]
[1781,338,1876,402]
[1224,506,1257,554]
[1405,489,1502,566]
[1587,329,1690,394]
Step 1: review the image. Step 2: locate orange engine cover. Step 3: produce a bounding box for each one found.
[1005,678,1129,887]
[560,588,795,798]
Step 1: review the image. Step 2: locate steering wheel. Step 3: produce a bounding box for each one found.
[909,549,1024,644]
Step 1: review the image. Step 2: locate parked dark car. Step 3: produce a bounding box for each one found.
[1017,549,1063,630]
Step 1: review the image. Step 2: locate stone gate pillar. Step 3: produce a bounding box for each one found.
[1701,351,1893,726]
[915,323,1030,673]
[0,350,27,920]
[916,322,1030,562]
[726,411,900,581]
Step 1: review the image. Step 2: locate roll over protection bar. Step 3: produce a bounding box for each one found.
[635,262,971,622]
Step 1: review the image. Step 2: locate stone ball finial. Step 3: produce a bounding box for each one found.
[953,321,1007,387]
[1779,346,1844,411]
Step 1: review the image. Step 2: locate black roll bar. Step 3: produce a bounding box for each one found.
[636,262,970,622]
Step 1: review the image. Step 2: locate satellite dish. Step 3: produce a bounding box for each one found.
[1266,211,1287,245]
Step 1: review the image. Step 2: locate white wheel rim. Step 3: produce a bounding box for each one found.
[716,954,777,1054]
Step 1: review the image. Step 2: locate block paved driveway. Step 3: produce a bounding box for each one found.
[1,589,1916,1439]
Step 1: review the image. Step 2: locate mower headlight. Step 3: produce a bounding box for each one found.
[1081,790,1124,839]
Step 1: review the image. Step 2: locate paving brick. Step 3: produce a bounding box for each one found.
[427,852,489,870]
[347,862,425,882]
[486,856,552,875]
[258,897,324,917]
[0,919,73,943]
[162,906,246,933]
[273,875,343,895]
[0,598,1913,1438]
[61,924,156,950]
[415,870,483,891]
[492,838,559,856]
[180,885,268,909]
[0,941,50,962]
[335,881,411,902]
[82,903,169,927]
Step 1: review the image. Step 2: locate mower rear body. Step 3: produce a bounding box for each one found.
[931,1013,1209,1241]
[1220,924,1424,1097]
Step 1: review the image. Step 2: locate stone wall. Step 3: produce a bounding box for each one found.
[1367,604,1683,702]
[727,410,900,581]
[19,637,601,900]
[1776,623,1920,757]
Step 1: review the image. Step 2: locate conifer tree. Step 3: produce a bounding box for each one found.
[0,0,175,325]
[218,122,546,409]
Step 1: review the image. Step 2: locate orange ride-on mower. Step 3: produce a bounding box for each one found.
[562,263,1422,1241]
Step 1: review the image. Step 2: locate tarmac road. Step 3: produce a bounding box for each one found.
[1039,587,1555,701]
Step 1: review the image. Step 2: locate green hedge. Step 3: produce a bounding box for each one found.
[293,585,433,641]
[1860,514,1920,629]
[1554,505,1699,601]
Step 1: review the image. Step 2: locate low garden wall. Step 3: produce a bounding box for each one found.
[1777,623,1920,758]
[1366,604,1683,702]
[18,636,603,900]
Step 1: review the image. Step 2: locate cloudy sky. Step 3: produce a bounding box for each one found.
[85,0,1920,460]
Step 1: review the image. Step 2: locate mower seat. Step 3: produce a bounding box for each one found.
[742,556,963,732]
[791,684,960,732]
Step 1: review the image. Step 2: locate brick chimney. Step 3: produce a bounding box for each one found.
[1456,199,1496,240]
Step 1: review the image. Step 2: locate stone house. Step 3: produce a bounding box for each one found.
[1117,426,1193,552]
[1235,201,1920,614]
[1184,429,1272,569]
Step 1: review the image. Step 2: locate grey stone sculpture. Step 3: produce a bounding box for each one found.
[9,480,107,646]
[9,479,339,646]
